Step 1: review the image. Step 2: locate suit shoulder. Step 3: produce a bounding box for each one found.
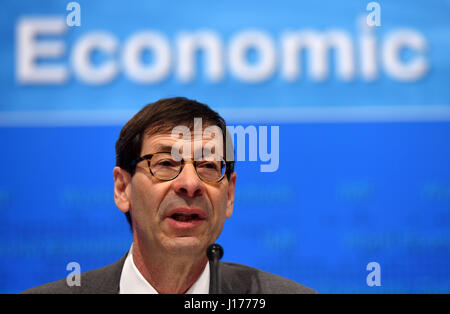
[21,277,74,294]
[21,255,127,294]
[221,262,318,294]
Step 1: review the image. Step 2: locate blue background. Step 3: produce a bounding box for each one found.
[1,0,450,293]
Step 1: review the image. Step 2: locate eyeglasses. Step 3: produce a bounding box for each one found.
[131,152,232,183]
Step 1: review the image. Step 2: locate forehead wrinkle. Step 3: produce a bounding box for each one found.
[142,131,223,157]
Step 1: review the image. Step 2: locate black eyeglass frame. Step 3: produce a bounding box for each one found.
[130,152,234,183]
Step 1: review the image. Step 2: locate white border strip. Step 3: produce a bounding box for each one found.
[0,110,136,127]
[220,105,450,123]
[1,106,450,127]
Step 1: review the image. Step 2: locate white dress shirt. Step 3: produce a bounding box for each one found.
[119,246,210,294]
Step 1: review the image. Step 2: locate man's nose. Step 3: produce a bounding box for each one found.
[172,162,205,198]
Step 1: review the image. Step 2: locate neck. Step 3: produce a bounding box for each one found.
[131,239,208,294]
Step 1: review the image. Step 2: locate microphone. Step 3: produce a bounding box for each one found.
[207,243,223,294]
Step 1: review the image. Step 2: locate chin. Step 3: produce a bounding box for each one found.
[164,236,207,256]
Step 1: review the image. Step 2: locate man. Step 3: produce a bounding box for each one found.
[22,97,316,294]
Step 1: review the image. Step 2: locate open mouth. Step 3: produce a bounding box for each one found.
[166,208,207,229]
[170,213,203,222]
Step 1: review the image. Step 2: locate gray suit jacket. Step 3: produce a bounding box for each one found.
[21,254,317,294]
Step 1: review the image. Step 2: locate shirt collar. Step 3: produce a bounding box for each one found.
[119,245,210,294]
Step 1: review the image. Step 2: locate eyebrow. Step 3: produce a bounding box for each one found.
[150,144,218,157]
[152,144,174,153]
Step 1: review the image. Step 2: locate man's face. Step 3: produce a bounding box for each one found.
[114,130,236,258]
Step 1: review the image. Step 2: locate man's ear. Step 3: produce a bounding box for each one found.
[113,167,131,213]
[225,172,237,219]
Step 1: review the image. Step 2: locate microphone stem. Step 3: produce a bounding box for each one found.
[207,244,223,294]
[210,257,221,294]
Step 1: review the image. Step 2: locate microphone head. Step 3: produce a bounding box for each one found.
[207,243,224,260]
